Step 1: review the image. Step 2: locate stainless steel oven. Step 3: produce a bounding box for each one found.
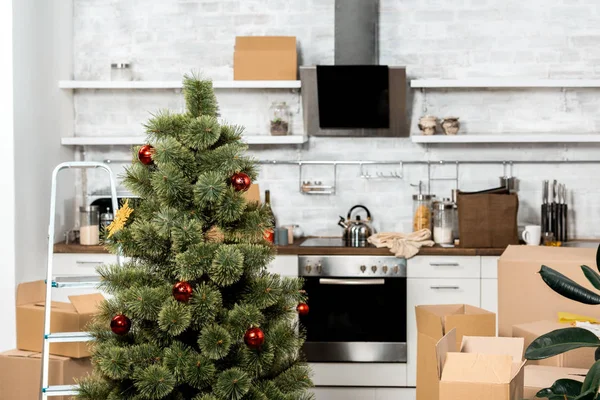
[299,255,407,363]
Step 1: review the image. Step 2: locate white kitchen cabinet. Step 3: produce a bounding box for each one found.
[406,274,481,386]
[481,256,499,279]
[481,256,499,334]
[311,387,415,400]
[53,253,119,277]
[310,363,406,387]
[407,256,480,279]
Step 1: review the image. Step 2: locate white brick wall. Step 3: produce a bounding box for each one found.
[75,0,600,238]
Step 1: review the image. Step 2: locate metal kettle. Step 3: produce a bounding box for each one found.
[338,205,373,247]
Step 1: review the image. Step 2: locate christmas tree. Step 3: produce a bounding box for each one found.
[78,75,313,400]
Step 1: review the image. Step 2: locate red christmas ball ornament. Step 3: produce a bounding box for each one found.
[296,302,309,316]
[110,314,131,336]
[244,326,265,349]
[138,144,154,165]
[172,281,193,303]
[231,172,251,192]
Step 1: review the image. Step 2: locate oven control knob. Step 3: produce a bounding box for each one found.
[305,265,312,274]
[371,265,377,273]
[316,264,323,274]
[393,265,399,274]
[382,265,388,274]
[360,265,366,273]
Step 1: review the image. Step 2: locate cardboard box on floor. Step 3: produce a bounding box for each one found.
[524,365,588,400]
[436,329,526,400]
[499,245,600,337]
[16,280,104,358]
[234,36,297,80]
[416,304,496,400]
[513,320,596,369]
[0,349,92,400]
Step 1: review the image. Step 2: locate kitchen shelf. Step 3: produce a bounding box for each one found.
[410,79,600,88]
[58,80,301,89]
[61,135,308,146]
[411,134,600,144]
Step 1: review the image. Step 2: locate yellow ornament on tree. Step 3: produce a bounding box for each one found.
[107,199,134,238]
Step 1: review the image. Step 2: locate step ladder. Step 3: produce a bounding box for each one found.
[40,162,121,399]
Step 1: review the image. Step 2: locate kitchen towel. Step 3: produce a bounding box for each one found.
[367,229,434,258]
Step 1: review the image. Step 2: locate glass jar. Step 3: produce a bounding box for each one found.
[111,63,132,81]
[80,205,100,245]
[413,194,433,232]
[100,207,114,230]
[269,101,290,136]
[433,199,455,245]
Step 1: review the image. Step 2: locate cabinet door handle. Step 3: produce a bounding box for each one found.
[76,261,105,265]
[429,262,460,267]
[430,285,460,290]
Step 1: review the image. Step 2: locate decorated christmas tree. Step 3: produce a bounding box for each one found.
[78,75,313,400]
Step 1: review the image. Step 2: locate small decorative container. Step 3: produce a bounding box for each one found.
[269,101,290,136]
[80,206,100,245]
[418,115,437,136]
[441,117,460,135]
[111,63,132,81]
[432,198,455,245]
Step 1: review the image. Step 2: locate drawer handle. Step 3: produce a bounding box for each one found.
[429,263,460,267]
[76,261,105,265]
[430,285,460,290]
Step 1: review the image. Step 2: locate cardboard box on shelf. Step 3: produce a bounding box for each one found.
[436,329,526,400]
[498,245,600,337]
[416,304,496,400]
[233,36,297,81]
[16,280,104,358]
[243,183,260,203]
[0,349,92,400]
[524,365,588,400]
[513,320,596,369]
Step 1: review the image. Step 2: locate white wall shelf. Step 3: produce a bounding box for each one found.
[58,80,301,90]
[61,135,308,146]
[411,79,600,88]
[412,134,600,144]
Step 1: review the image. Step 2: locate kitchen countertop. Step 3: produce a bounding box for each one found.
[54,238,507,256]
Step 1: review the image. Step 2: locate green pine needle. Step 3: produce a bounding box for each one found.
[122,286,166,320]
[213,124,244,147]
[243,274,282,309]
[214,368,251,400]
[190,282,223,328]
[98,262,163,294]
[152,207,182,237]
[182,115,221,150]
[215,188,247,224]
[185,353,216,390]
[226,304,264,338]
[164,342,192,383]
[144,109,191,141]
[123,162,154,198]
[239,341,275,377]
[96,347,131,380]
[198,324,232,360]
[183,73,218,118]
[150,163,194,209]
[208,245,245,287]
[194,171,227,206]
[127,343,163,369]
[158,299,192,336]
[274,365,313,393]
[175,243,219,281]
[192,394,219,400]
[76,374,111,400]
[171,217,204,252]
[153,137,198,177]
[134,364,176,400]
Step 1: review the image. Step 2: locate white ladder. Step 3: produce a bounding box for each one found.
[40,162,121,399]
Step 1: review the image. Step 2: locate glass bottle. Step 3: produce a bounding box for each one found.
[413,193,433,232]
[433,198,455,245]
[110,63,132,81]
[269,102,290,136]
[264,190,276,243]
[80,205,100,245]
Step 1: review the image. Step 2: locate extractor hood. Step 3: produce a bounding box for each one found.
[300,0,408,137]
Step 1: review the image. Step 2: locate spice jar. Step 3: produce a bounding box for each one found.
[433,198,455,245]
[80,206,100,245]
[100,207,114,230]
[413,193,433,232]
[111,63,132,81]
[269,101,290,135]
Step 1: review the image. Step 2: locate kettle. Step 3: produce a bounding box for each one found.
[338,205,374,247]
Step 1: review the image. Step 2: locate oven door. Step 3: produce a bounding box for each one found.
[300,276,407,362]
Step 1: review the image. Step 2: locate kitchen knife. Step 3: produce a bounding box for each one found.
[541,180,548,235]
[561,184,568,242]
[556,183,563,242]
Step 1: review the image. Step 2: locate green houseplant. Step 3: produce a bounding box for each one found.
[525,245,600,399]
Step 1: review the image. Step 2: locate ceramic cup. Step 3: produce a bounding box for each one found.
[418,115,437,136]
[441,117,460,135]
[522,225,541,246]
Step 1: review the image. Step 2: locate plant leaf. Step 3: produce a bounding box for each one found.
[581,265,600,290]
[539,265,600,305]
[595,347,600,361]
[581,359,600,394]
[574,389,597,400]
[525,327,600,360]
[596,244,600,273]
[535,378,583,399]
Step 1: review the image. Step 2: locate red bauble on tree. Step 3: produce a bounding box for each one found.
[244,326,265,349]
[296,302,309,316]
[231,172,251,192]
[138,144,154,165]
[110,314,131,336]
[172,281,193,303]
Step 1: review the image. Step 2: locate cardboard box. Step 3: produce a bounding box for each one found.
[513,320,596,369]
[416,304,496,400]
[524,365,588,399]
[16,281,104,358]
[498,246,600,337]
[437,329,526,400]
[0,349,92,400]
[243,183,260,203]
[234,36,297,81]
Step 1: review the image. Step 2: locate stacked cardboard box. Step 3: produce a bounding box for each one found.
[524,365,588,400]
[3,280,103,399]
[233,36,297,81]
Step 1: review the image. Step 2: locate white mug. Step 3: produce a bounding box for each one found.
[522,225,542,246]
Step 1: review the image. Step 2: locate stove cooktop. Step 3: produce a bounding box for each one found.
[300,238,372,247]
